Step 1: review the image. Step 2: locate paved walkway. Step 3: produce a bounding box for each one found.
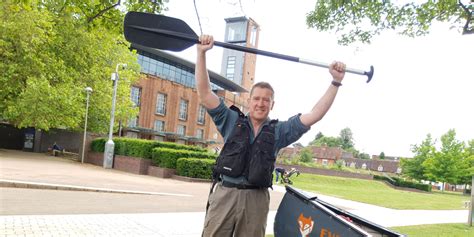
[0,149,469,236]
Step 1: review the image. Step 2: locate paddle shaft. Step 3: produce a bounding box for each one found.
[128,25,371,79]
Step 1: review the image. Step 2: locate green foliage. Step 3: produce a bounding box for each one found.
[310,135,341,147]
[0,0,158,132]
[373,175,432,192]
[358,152,370,160]
[392,223,474,237]
[402,130,473,187]
[297,147,313,163]
[89,137,211,161]
[293,173,469,210]
[90,138,107,152]
[379,152,385,159]
[339,127,354,150]
[401,134,436,181]
[176,158,214,180]
[423,129,465,186]
[152,147,217,169]
[306,1,472,45]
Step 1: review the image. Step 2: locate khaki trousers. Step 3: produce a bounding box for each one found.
[202,183,270,237]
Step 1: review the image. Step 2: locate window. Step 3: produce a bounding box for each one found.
[250,26,257,46]
[156,93,167,115]
[196,129,204,139]
[131,87,141,107]
[226,56,236,81]
[322,159,328,166]
[197,105,206,124]
[226,22,246,42]
[177,125,186,136]
[377,165,384,172]
[154,120,165,132]
[128,116,138,128]
[179,99,188,121]
[361,163,367,169]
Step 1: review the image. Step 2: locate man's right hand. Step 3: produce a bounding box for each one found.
[197,35,214,53]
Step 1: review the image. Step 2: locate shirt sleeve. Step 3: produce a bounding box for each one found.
[276,113,311,149]
[206,98,238,142]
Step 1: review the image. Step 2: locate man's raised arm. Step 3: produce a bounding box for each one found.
[299,61,346,127]
[195,35,220,110]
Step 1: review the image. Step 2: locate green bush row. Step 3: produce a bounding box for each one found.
[90,137,208,159]
[374,175,432,192]
[152,147,217,169]
[176,158,214,180]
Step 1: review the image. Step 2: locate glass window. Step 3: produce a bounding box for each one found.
[130,87,141,107]
[196,129,204,139]
[226,56,236,81]
[179,99,188,121]
[154,120,165,132]
[250,26,257,46]
[322,159,328,166]
[177,125,186,136]
[197,105,206,125]
[227,21,246,42]
[156,93,167,115]
[128,116,138,128]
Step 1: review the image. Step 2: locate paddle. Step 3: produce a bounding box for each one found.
[124,11,374,82]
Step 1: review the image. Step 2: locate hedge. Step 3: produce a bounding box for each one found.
[90,137,208,160]
[374,175,432,192]
[152,147,217,169]
[176,158,214,179]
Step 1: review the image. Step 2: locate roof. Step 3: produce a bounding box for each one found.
[131,43,248,93]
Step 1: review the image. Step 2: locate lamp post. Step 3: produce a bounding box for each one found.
[103,63,127,169]
[81,87,93,164]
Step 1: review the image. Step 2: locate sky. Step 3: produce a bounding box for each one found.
[161,0,474,158]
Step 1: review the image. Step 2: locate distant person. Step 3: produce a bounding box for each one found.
[196,34,346,237]
[51,142,64,156]
[274,167,286,183]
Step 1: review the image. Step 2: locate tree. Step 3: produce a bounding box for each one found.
[298,147,313,163]
[423,129,465,191]
[310,135,341,147]
[339,127,354,150]
[314,132,324,141]
[379,152,386,160]
[0,0,164,133]
[306,1,474,45]
[358,152,370,160]
[401,134,436,181]
[457,139,474,186]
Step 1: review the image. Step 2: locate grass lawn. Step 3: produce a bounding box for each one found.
[265,224,473,237]
[284,173,470,210]
[391,223,474,237]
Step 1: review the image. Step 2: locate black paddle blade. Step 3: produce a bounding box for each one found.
[124,11,198,52]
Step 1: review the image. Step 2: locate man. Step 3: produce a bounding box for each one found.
[196,35,346,237]
[274,167,286,183]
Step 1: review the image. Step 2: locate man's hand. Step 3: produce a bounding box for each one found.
[329,61,346,82]
[197,35,214,54]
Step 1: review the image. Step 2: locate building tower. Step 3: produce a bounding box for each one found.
[218,16,260,113]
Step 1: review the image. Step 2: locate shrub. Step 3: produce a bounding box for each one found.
[176,158,214,179]
[91,138,106,152]
[89,137,210,160]
[152,147,217,169]
[374,174,432,192]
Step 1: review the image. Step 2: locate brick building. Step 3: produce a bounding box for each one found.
[123,17,260,150]
[278,145,402,174]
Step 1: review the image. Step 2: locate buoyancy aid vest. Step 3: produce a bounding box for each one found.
[213,105,278,188]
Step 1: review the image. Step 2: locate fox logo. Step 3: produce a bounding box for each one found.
[298,213,314,237]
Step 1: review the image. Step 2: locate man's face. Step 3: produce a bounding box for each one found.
[248,87,274,123]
